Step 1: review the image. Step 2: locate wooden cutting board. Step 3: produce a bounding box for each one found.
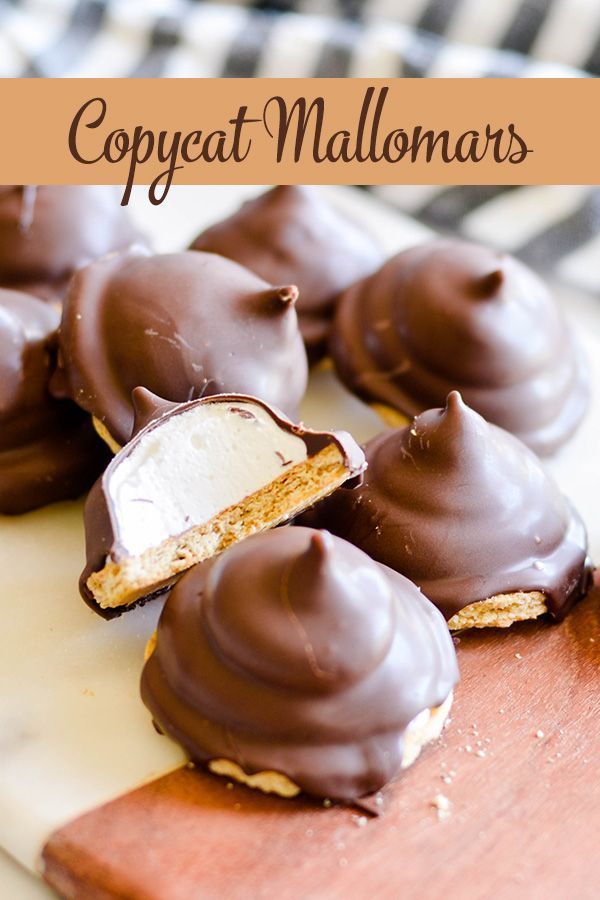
[42,578,600,900]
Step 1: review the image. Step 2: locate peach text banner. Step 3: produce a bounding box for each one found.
[0,78,596,202]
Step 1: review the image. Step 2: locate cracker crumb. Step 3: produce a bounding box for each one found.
[82,688,95,697]
[515,653,523,660]
[476,750,486,758]
[226,782,234,790]
[431,793,452,821]
[323,798,332,808]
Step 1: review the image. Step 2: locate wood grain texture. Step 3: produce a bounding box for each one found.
[43,583,600,900]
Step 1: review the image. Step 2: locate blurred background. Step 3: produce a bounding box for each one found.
[2,0,600,78]
[0,0,598,293]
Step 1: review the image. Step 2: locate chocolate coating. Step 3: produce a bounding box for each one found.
[0,288,109,515]
[0,186,143,301]
[51,247,308,445]
[307,392,591,621]
[190,187,383,362]
[141,527,458,800]
[330,239,589,455]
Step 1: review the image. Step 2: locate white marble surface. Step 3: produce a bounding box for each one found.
[0,186,598,894]
[0,850,53,898]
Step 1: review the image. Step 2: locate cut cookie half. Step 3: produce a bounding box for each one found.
[80,390,365,616]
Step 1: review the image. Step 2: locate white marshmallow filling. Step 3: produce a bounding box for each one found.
[108,401,309,558]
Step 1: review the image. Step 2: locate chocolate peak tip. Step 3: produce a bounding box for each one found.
[131,387,179,436]
[445,390,465,414]
[473,267,504,298]
[270,185,293,198]
[439,391,487,448]
[256,285,299,314]
[131,386,163,414]
[270,185,309,200]
[306,531,335,566]
[277,285,299,306]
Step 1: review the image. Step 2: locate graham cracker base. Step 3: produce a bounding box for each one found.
[370,404,410,429]
[88,443,354,611]
[314,357,334,373]
[208,761,301,799]
[448,591,548,631]
[92,416,122,454]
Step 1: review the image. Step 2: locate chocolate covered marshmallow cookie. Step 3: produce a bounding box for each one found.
[142,528,458,801]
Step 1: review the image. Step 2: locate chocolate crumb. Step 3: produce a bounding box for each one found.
[275,450,293,466]
[431,793,452,821]
[352,795,383,817]
[228,407,256,420]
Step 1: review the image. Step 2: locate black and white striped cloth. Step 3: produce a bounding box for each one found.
[1,0,599,294]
